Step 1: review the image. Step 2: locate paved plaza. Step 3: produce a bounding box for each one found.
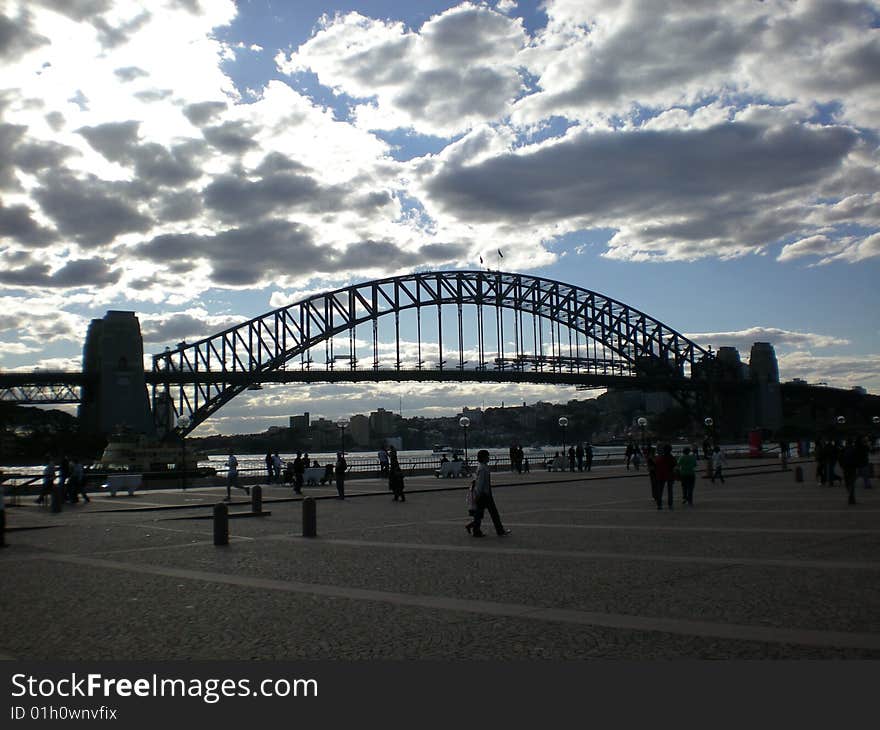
[2,460,879,660]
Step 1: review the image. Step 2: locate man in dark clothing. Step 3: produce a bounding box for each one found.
[840,439,859,505]
[292,452,304,494]
[576,443,584,471]
[584,443,593,471]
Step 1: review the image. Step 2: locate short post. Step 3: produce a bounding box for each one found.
[50,484,62,513]
[1,498,6,548]
[213,502,229,546]
[302,497,316,538]
[794,465,804,483]
[251,484,262,514]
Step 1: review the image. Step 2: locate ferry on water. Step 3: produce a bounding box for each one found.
[97,431,214,477]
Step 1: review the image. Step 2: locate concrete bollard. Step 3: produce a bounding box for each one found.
[794,466,803,483]
[251,484,262,513]
[50,485,62,513]
[213,502,229,546]
[302,497,316,538]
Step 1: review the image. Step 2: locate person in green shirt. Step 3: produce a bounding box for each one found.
[678,446,698,506]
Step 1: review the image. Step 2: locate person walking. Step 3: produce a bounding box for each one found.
[293,451,304,494]
[576,443,584,472]
[467,449,510,537]
[854,436,872,489]
[388,447,405,502]
[678,446,697,506]
[653,444,677,510]
[335,451,347,499]
[840,438,859,505]
[584,443,593,472]
[814,437,827,485]
[264,452,273,483]
[568,446,576,472]
[69,458,90,504]
[645,445,657,505]
[225,452,249,501]
[35,458,56,505]
[625,442,634,470]
[272,452,282,483]
[378,446,389,476]
[711,446,727,484]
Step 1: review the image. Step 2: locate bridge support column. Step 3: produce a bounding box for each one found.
[78,311,154,439]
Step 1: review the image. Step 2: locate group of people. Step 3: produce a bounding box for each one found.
[35,455,90,507]
[636,443,728,509]
[814,436,872,505]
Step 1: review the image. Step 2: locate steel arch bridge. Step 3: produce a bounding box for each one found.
[152,270,714,437]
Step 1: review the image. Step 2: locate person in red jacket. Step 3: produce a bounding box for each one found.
[653,444,678,511]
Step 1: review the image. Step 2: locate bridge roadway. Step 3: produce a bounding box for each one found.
[2,457,879,659]
[0,367,738,405]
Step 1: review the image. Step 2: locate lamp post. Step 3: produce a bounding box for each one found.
[873,416,879,449]
[704,417,714,445]
[336,417,349,457]
[703,416,714,477]
[836,415,846,445]
[177,415,191,490]
[637,417,647,450]
[558,416,568,456]
[459,416,470,467]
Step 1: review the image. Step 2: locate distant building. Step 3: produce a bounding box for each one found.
[349,414,370,447]
[289,412,310,431]
[369,408,396,437]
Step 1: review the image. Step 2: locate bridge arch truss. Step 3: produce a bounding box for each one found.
[152,270,712,436]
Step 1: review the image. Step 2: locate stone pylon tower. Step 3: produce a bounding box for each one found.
[748,342,783,433]
[78,311,154,438]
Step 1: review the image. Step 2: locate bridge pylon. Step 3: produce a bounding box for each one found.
[78,311,154,439]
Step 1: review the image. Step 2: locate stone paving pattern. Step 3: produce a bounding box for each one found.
[2,459,878,659]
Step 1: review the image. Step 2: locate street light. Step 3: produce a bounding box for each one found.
[177,415,191,490]
[459,416,470,466]
[336,417,350,456]
[637,416,647,449]
[558,416,569,456]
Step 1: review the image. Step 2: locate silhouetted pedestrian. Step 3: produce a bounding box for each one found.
[35,458,55,505]
[467,449,509,537]
[841,438,858,505]
[584,443,593,471]
[568,446,576,472]
[654,444,677,510]
[576,443,584,471]
[335,451,347,499]
[293,452,304,494]
[678,447,697,506]
[264,452,273,483]
[225,452,249,501]
[711,446,727,483]
[389,446,405,502]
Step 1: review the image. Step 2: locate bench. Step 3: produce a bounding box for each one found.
[101,473,141,497]
[434,460,469,478]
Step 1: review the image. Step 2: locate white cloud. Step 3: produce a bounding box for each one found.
[277,4,527,137]
[685,327,850,353]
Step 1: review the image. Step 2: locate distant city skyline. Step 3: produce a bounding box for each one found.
[1,1,877,434]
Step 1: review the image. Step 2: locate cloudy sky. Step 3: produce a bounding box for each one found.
[1,0,878,434]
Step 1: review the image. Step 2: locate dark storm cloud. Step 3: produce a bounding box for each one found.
[77,122,203,187]
[138,220,321,287]
[0,123,77,190]
[45,111,65,131]
[254,152,310,176]
[92,11,151,49]
[421,3,524,63]
[202,170,343,220]
[34,173,152,246]
[396,67,519,121]
[141,312,241,345]
[137,220,471,287]
[114,66,149,82]
[0,10,49,60]
[202,120,258,153]
[0,258,119,288]
[0,202,57,247]
[183,101,228,127]
[0,262,52,286]
[425,123,859,224]
[32,0,111,21]
[155,189,203,222]
[77,120,141,162]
